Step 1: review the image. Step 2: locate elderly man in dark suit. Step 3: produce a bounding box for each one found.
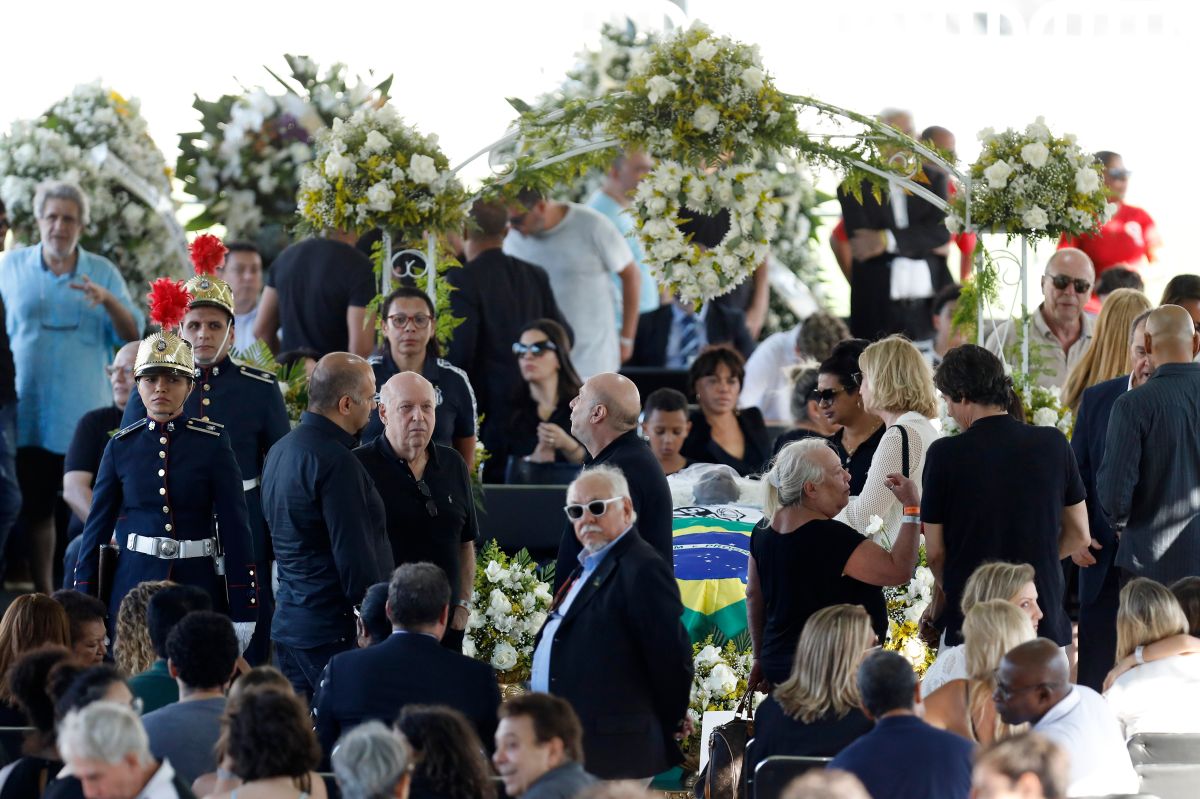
[314,562,501,764]
[553,373,673,589]
[1070,308,1153,691]
[531,464,692,780]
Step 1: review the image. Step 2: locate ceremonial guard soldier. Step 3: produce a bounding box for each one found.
[122,235,289,661]
[75,278,258,645]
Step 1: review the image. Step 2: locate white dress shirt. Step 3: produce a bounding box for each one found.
[1104,653,1200,739]
[1034,685,1139,797]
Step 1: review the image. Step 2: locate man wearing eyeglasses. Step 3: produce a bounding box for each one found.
[531,465,692,780]
[0,181,143,593]
[354,372,477,652]
[993,639,1137,796]
[983,248,1096,389]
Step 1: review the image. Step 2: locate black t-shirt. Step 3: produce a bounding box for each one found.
[751,518,887,684]
[63,405,125,540]
[353,436,478,608]
[921,414,1086,646]
[828,425,885,496]
[267,238,376,355]
[362,349,477,447]
[749,697,873,775]
[680,407,772,478]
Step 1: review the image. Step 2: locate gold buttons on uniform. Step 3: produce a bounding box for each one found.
[162,506,169,514]
[203,384,211,391]
[202,416,210,422]
[202,398,211,406]
[158,469,165,477]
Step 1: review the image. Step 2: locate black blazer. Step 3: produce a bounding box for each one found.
[538,528,692,779]
[554,430,674,589]
[679,406,772,477]
[629,303,756,367]
[313,631,501,765]
[1072,375,1127,605]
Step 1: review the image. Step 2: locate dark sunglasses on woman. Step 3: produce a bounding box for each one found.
[513,341,558,357]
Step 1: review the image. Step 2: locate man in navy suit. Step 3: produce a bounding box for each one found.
[1071,309,1153,690]
[313,562,500,764]
[531,464,692,779]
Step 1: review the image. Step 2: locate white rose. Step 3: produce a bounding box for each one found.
[1074,167,1101,195]
[484,561,506,583]
[865,515,885,537]
[688,39,719,62]
[365,181,396,212]
[1103,202,1119,222]
[646,75,676,105]
[740,67,765,91]
[494,614,514,633]
[1057,412,1074,434]
[488,588,511,614]
[363,130,390,155]
[1021,206,1050,230]
[1032,407,1059,427]
[1020,141,1050,169]
[408,153,439,185]
[324,152,355,179]
[533,582,552,604]
[695,645,722,669]
[903,638,925,662]
[691,104,720,134]
[467,609,485,630]
[705,663,737,696]
[983,159,1014,189]
[977,127,997,143]
[462,636,476,658]
[1025,116,1052,142]
[527,610,547,632]
[490,641,519,672]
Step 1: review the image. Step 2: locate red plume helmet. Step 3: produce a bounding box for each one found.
[189,234,227,276]
[146,278,193,331]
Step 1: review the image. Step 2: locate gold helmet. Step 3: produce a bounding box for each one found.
[135,278,195,379]
[185,233,234,316]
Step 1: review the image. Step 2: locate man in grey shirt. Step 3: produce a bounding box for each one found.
[504,187,639,379]
[140,610,240,785]
[1098,304,1200,583]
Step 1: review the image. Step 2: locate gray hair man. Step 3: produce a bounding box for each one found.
[58,701,192,799]
[332,720,411,799]
[553,373,673,588]
[530,464,692,779]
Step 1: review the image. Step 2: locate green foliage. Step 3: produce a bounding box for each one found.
[235,340,308,423]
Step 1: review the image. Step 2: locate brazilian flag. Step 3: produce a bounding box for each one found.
[672,505,760,644]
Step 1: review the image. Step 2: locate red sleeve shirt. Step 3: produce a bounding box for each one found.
[1059,203,1159,273]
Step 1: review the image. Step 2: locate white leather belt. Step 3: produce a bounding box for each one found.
[126,534,217,560]
[242,477,260,492]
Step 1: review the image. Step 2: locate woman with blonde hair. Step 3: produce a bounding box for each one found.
[113,580,171,676]
[922,600,1035,744]
[922,562,1042,694]
[1062,288,1152,410]
[1104,578,1200,739]
[838,336,939,546]
[748,605,876,776]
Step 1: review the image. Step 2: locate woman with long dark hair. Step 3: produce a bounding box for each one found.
[397,704,496,799]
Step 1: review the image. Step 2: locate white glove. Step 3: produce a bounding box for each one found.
[233,622,256,655]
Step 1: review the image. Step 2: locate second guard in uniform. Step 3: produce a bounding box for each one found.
[74,278,258,644]
[122,235,289,662]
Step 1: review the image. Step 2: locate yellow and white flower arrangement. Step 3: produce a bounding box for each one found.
[464,541,553,683]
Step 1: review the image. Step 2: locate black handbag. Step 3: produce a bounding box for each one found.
[694,689,755,799]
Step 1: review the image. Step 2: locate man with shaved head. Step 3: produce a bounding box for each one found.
[993,639,1136,796]
[552,373,673,589]
[1098,304,1200,584]
[262,352,393,699]
[355,371,478,651]
[531,465,692,779]
[985,248,1096,388]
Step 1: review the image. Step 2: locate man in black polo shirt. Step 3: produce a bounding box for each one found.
[355,371,477,651]
[553,372,673,590]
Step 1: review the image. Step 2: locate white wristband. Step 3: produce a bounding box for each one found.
[901,515,921,526]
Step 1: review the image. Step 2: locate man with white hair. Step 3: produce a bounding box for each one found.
[531,465,692,780]
[984,248,1096,388]
[332,721,411,799]
[0,180,143,593]
[1098,304,1200,583]
[58,700,194,799]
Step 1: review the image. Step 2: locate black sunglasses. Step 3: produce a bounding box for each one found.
[513,341,557,357]
[809,386,854,405]
[1045,273,1092,294]
[416,479,438,518]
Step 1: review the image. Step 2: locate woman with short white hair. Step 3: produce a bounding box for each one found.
[333,721,411,799]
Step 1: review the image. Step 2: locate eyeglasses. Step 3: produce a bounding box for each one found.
[416,479,438,517]
[387,313,432,330]
[1107,168,1132,180]
[512,341,557,358]
[1045,274,1092,294]
[809,386,850,406]
[563,496,624,521]
[105,366,134,378]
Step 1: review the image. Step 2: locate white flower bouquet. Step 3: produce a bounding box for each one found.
[884,540,938,675]
[297,104,468,244]
[177,55,390,246]
[0,83,181,288]
[947,117,1113,245]
[1014,373,1074,436]
[684,637,755,755]
[464,541,553,683]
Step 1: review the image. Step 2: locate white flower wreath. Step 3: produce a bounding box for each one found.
[631,161,781,303]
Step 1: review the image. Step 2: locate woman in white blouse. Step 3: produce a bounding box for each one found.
[837,336,938,545]
[1105,577,1200,739]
